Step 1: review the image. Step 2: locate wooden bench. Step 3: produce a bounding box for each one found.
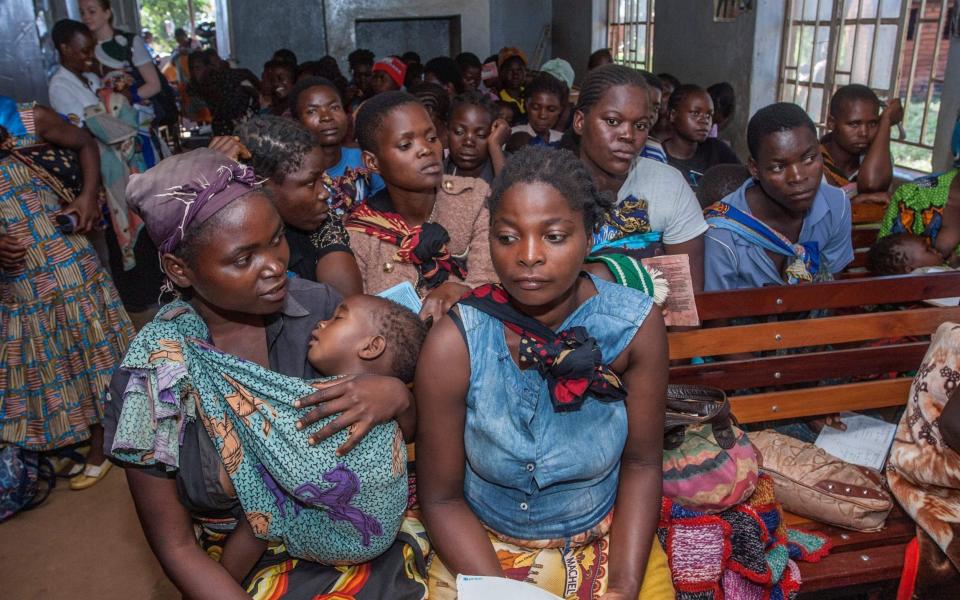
[667,271,960,597]
[843,202,887,275]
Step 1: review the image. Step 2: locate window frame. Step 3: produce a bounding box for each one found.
[605,0,656,71]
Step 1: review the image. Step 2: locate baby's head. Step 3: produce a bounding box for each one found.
[308,295,428,383]
[867,233,944,275]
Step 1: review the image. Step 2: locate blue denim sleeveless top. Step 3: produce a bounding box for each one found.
[458,275,654,540]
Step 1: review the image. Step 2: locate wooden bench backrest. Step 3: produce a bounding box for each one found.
[847,202,887,271]
[669,272,960,424]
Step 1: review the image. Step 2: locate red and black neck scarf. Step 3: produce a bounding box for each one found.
[459,283,627,412]
[345,191,467,290]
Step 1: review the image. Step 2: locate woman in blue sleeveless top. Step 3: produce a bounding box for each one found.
[416,147,674,599]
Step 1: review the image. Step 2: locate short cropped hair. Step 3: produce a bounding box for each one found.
[829,84,880,117]
[52,19,90,49]
[746,102,817,159]
[696,164,751,208]
[423,56,464,94]
[348,48,375,70]
[524,72,568,103]
[368,297,428,383]
[450,91,498,123]
[866,233,919,275]
[355,91,423,152]
[289,76,341,118]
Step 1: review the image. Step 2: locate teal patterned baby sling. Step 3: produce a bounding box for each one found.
[110,301,407,564]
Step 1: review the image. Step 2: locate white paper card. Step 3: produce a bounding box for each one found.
[376,281,422,314]
[814,412,897,471]
[456,575,563,600]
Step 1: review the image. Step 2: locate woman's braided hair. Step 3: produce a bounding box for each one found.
[235,115,316,183]
[560,64,648,153]
[489,146,614,233]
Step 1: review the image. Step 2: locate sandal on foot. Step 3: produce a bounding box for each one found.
[69,460,112,490]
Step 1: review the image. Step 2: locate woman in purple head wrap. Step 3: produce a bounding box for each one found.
[101,148,425,598]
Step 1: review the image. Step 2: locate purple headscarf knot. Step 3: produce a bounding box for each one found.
[126,148,262,256]
[158,161,258,254]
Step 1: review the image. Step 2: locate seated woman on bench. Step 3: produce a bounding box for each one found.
[704,103,854,290]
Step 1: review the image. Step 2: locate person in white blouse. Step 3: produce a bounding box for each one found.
[48,19,102,127]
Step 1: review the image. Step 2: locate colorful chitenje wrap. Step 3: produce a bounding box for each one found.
[117,148,408,563]
[878,168,959,253]
[457,279,627,412]
[704,201,825,284]
[111,301,408,564]
[658,473,831,599]
[591,195,665,256]
[345,191,467,290]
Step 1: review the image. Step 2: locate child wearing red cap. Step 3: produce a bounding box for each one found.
[371,57,407,94]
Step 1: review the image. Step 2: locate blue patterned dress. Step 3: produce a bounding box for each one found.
[0,98,133,450]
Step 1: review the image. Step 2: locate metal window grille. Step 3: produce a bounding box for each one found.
[778,0,952,172]
[606,0,656,71]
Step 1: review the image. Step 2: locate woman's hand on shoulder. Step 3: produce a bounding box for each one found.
[294,374,411,455]
[420,281,470,324]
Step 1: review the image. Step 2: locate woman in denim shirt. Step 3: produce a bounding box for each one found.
[416,147,674,599]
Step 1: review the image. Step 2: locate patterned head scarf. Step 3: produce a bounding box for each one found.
[126,148,259,255]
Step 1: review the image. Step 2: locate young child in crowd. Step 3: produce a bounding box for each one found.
[506,73,566,150]
[370,57,407,95]
[348,91,497,322]
[651,72,680,142]
[867,233,946,275]
[346,48,375,109]
[696,163,752,209]
[494,99,517,125]
[821,84,903,202]
[587,47,613,70]
[497,48,527,119]
[707,81,736,140]
[423,56,464,98]
[444,91,510,183]
[237,115,363,296]
[638,70,668,163]
[416,146,674,599]
[289,76,385,217]
[454,52,483,92]
[664,83,742,188]
[410,81,452,150]
[704,103,854,290]
[260,59,295,116]
[878,167,960,260]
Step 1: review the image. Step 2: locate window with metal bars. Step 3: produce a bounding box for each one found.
[606,0,655,71]
[778,0,952,173]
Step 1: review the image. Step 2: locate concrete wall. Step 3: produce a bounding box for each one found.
[489,0,551,67]
[229,0,327,71]
[324,0,490,75]
[550,0,593,86]
[355,17,455,62]
[653,1,758,159]
[932,36,960,173]
[1,0,49,104]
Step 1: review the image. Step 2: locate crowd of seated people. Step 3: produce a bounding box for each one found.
[5,3,960,596]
